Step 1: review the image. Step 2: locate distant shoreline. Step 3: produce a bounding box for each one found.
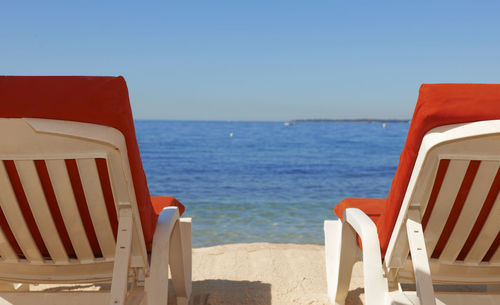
[134,119,410,123]
[289,119,410,123]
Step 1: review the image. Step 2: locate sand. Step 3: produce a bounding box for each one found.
[31,243,367,305]
[30,242,488,304]
[186,242,364,305]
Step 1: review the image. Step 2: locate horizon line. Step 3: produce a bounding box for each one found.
[134,118,411,123]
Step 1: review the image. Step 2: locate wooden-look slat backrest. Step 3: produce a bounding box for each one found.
[464,191,500,264]
[439,161,500,263]
[423,160,469,256]
[0,224,17,263]
[0,118,149,283]
[385,120,500,284]
[14,160,70,263]
[76,159,116,259]
[0,161,43,263]
[45,159,95,262]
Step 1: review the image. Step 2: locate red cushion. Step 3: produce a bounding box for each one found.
[334,84,500,255]
[0,76,185,252]
[334,198,385,224]
[334,198,385,249]
[151,196,186,215]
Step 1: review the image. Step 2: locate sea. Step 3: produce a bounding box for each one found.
[135,121,410,247]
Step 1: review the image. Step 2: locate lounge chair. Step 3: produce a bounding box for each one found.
[325,84,500,305]
[0,76,192,305]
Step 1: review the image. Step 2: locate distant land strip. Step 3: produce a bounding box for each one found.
[288,119,410,123]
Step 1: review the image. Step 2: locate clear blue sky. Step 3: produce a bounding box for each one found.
[2,1,500,121]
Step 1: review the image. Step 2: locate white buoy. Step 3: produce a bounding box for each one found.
[382,123,386,128]
[229,132,234,137]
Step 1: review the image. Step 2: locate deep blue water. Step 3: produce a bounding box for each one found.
[135,121,409,247]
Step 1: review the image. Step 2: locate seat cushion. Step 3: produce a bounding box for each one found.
[151,196,186,215]
[334,198,385,249]
[335,84,500,256]
[0,76,184,253]
[334,198,385,225]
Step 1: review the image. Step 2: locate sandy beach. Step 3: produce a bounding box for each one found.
[184,242,364,305]
[29,241,492,304]
[31,242,366,305]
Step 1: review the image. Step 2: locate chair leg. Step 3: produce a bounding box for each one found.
[324,220,359,305]
[169,218,192,305]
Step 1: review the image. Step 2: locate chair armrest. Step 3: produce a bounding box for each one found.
[343,208,382,260]
[342,208,388,301]
[156,207,181,233]
[147,207,186,303]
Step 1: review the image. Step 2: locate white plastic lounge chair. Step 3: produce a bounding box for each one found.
[0,76,191,305]
[325,84,500,305]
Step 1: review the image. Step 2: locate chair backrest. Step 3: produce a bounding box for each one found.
[379,84,500,255]
[0,76,160,251]
[0,118,148,283]
[385,120,500,284]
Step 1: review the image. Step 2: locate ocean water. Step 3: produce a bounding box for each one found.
[135,121,409,247]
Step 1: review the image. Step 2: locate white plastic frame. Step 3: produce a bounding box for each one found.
[325,120,500,305]
[0,118,192,305]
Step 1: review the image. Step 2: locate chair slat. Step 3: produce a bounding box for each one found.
[76,159,116,259]
[0,224,18,262]
[14,160,69,263]
[45,160,95,262]
[0,162,43,263]
[488,236,500,263]
[465,194,500,264]
[424,160,469,256]
[439,161,499,263]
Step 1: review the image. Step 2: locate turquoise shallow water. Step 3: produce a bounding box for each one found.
[135,121,409,247]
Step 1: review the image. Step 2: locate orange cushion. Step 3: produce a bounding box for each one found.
[334,198,385,249]
[0,76,185,253]
[334,198,385,225]
[151,196,186,216]
[334,84,500,256]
